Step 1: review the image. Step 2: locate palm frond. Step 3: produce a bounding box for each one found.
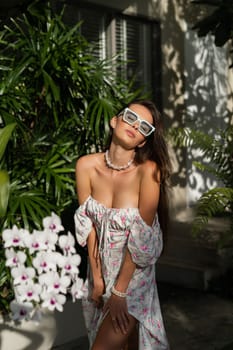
[170,126,233,187]
[7,187,53,229]
[0,123,16,161]
[192,187,233,235]
[170,125,233,244]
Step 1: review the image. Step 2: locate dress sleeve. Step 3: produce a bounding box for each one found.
[74,200,93,247]
[127,212,163,267]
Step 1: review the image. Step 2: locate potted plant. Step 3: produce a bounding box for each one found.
[2,211,84,321]
[1,212,85,350]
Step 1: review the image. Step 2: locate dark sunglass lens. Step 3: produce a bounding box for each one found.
[140,122,152,135]
[125,111,137,123]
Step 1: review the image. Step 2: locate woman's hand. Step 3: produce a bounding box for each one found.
[91,278,105,308]
[103,294,130,334]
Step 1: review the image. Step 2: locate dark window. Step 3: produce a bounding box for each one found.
[65,4,162,109]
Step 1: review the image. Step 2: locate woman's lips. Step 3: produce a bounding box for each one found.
[125,129,136,138]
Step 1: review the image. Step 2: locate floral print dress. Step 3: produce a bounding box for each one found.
[74,196,169,350]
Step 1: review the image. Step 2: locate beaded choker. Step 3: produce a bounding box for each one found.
[104,150,135,171]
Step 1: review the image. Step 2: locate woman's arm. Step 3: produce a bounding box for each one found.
[87,228,105,307]
[114,249,136,294]
[76,156,105,307]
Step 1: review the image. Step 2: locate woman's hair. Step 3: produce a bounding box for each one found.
[106,99,172,236]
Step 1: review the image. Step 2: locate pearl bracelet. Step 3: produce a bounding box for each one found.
[111,286,127,298]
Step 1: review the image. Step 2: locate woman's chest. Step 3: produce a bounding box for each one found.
[90,168,141,208]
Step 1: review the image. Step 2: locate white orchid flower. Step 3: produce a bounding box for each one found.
[70,277,84,301]
[16,281,42,303]
[59,254,81,275]
[43,228,58,251]
[39,270,70,294]
[10,300,34,321]
[3,211,83,320]
[38,271,51,286]
[5,248,27,267]
[11,266,36,285]
[42,212,64,233]
[23,229,47,254]
[41,291,66,312]
[51,251,67,268]
[39,271,57,287]
[33,251,57,274]
[58,231,76,255]
[2,225,29,248]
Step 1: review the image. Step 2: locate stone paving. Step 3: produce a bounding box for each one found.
[160,284,233,350]
[53,283,233,350]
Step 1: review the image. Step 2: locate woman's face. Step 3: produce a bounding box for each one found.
[110,103,154,149]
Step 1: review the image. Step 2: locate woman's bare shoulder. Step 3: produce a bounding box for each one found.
[76,153,103,171]
[139,160,160,182]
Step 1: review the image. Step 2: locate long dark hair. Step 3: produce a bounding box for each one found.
[106,99,172,236]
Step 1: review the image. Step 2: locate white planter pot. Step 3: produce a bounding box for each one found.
[0,311,56,350]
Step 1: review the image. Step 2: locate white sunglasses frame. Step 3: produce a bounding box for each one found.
[120,108,155,137]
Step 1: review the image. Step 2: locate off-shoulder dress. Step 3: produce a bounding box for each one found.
[74,195,169,350]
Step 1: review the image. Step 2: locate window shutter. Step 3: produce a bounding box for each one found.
[78,8,106,59]
[74,5,161,106]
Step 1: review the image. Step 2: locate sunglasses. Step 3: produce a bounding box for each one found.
[119,108,155,137]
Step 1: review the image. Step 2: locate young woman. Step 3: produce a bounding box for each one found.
[74,100,171,350]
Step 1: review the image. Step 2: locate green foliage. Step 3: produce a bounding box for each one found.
[170,125,233,244]
[192,0,233,67]
[0,244,13,315]
[0,0,140,314]
[171,126,233,186]
[192,187,233,239]
[0,123,16,315]
[0,124,16,217]
[0,0,139,231]
[0,170,10,218]
[0,123,16,162]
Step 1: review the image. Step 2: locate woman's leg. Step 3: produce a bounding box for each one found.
[127,323,139,350]
[91,312,138,350]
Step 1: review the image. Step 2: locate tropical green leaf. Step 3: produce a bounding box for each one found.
[7,188,53,229]
[0,123,16,162]
[42,69,60,102]
[0,170,10,217]
[193,161,219,178]
[170,124,233,245]
[192,187,233,235]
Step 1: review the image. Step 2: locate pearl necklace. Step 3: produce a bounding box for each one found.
[104,150,135,171]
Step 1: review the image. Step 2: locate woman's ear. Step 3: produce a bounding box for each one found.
[110,116,117,129]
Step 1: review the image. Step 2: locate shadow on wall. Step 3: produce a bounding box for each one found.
[154,0,232,209]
